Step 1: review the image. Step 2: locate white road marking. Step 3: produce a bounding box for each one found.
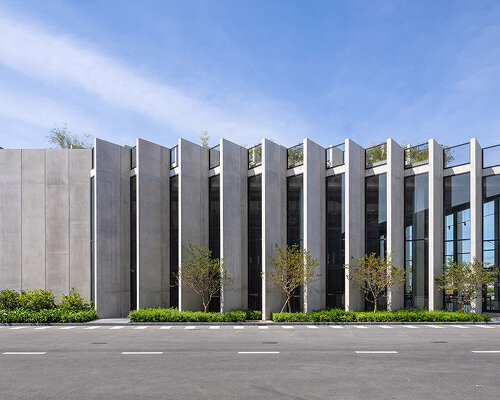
[109,326,124,330]
[306,325,318,329]
[472,350,500,353]
[330,326,344,329]
[378,325,393,329]
[59,327,75,330]
[184,326,196,330]
[282,326,294,329]
[233,326,244,330]
[354,326,368,329]
[121,352,163,355]
[475,325,494,329]
[425,325,443,329]
[450,325,469,329]
[258,326,269,330]
[9,327,27,330]
[159,326,172,330]
[209,326,220,329]
[34,327,51,330]
[3,352,46,355]
[403,325,419,329]
[355,351,398,354]
[134,326,148,330]
[84,326,100,330]
[238,351,280,354]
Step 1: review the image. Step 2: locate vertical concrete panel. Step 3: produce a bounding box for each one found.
[220,139,247,312]
[470,138,483,312]
[386,139,405,310]
[178,139,208,311]
[69,150,92,299]
[303,139,326,312]
[262,139,287,319]
[0,150,22,290]
[137,139,170,309]
[94,139,130,317]
[344,139,364,311]
[45,149,70,299]
[428,139,444,310]
[21,150,46,290]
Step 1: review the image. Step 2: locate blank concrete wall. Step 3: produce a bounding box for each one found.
[136,139,170,309]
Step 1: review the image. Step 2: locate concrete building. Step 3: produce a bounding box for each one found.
[1,137,499,318]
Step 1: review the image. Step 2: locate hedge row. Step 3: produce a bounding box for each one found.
[0,308,98,323]
[0,288,93,312]
[129,308,262,322]
[272,308,491,322]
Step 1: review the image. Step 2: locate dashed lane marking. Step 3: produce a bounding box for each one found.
[306,325,318,329]
[472,350,500,353]
[403,325,419,329]
[354,326,368,329]
[258,326,269,330]
[159,326,172,330]
[355,351,398,354]
[475,325,494,329]
[3,352,46,355]
[209,326,220,329]
[184,326,196,330]
[450,325,469,329]
[134,326,148,330]
[238,351,280,354]
[330,326,344,329]
[378,326,393,329]
[425,325,443,329]
[9,327,27,330]
[282,326,294,329]
[59,327,75,330]
[34,327,51,330]
[233,326,244,330]
[121,352,163,355]
[109,326,124,330]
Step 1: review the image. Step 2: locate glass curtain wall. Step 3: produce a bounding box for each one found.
[404,174,429,308]
[130,176,137,310]
[483,175,500,312]
[170,175,179,308]
[365,173,387,310]
[248,175,262,311]
[443,173,470,310]
[326,174,345,308]
[287,175,303,312]
[208,175,220,312]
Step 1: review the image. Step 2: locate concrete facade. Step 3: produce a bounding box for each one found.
[1,136,498,318]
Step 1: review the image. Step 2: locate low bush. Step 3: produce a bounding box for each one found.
[129,308,263,322]
[272,308,491,323]
[18,289,56,311]
[0,289,21,310]
[0,308,98,324]
[59,287,93,312]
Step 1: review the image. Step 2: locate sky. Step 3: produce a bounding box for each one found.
[0,0,499,149]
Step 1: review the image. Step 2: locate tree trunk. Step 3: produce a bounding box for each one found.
[461,300,465,313]
[287,296,292,313]
[373,297,378,313]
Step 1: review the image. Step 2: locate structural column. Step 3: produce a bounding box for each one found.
[220,139,248,312]
[386,139,405,310]
[262,139,287,319]
[136,139,170,309]
[470,138,483,312]
[428,139,444,310]
[178,139,209,311]
[344,139,365,311]
[303,139,326,312]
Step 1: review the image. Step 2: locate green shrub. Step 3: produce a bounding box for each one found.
[272,308,491,323]
[244,309,262,320]
[0,308,98,323]
[0,289,21,310]
[129,308,262,322]
[59,287,93,312]
[224,310,247,322]
[18,289,56,311]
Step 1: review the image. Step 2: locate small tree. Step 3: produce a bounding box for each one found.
[175,242,231,312]
[436,258,497,312]
[48,124,92,149]
[268,244,319,313]
[200,130,210,147]
[365,143,387,165]
[346,253,405,313]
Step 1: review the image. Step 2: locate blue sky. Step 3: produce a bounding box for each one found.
[0,0,499,149]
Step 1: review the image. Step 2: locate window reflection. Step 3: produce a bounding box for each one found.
[248,175,262,311]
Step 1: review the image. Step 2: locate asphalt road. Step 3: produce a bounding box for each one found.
[0,323,499,400]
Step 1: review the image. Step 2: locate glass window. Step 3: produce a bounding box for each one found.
[326,174,345,308]
[404,174,429,308]
[483,175,500,312]
[443,173,470,310]
[90,177,95,304]
[287,175,303,312]
[444,143,470,168]
[130,176,137,311]
[248,175,262,311]
[208,175,220,312]
[170,175,179,308]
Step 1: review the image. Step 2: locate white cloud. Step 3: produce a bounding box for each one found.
[0,10,310,146]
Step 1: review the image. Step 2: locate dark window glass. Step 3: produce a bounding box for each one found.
[208,175,220,312]
[90,177,95,304]
[170,175,179,308]
[483,175,500,312]
[404,173,429,308]
[287,175,303,312]
[248,175,262,311]
[130,176,137,310]
[326,174,345,308]
[365,173,387,310]
[443,173,470,310]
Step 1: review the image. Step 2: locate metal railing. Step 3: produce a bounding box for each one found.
[443,142,469,168]
[325,143,345,169]
[170,146,178,169]
[483,144,500,168]
[287,143,303,169]
[209,144,220,169]
[248,143,262,169]
[404,142,428,168]
[365,143,387,168]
